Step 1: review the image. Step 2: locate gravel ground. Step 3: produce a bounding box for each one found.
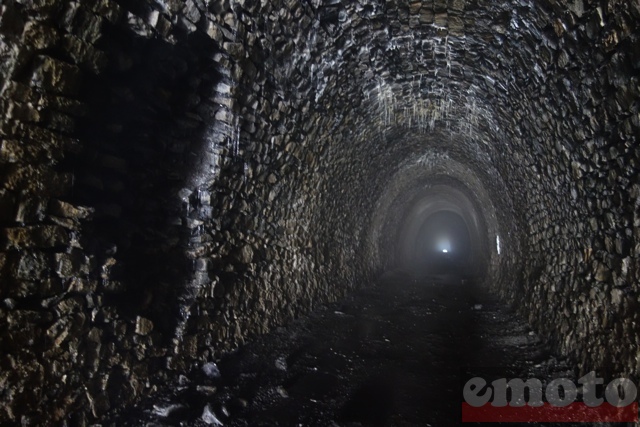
[111,270,629,427]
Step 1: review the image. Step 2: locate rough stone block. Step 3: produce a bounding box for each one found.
[448,0,465,12]
[13,0,60,15]
[206,20,224,44]
[155,14,172,38]
[223,42,245,59]
[419,9,434,24]
[49,199,93,220]
[13,251,50,280]
[434,12,448,27]
[28,55,82,96]
[0,225,69,250]
[60,34,108,73]
[55,251,91,279]
[8,277,63,298]
[5,101,40,123]
[22,21,59,50]
[177,16,197,33]
[127,12,154,38]
[1,139,37,163]
[14,197,47,223]
[72,8,104,44]
[83,0,123,22]
[183,0,202,24]
[20,125,82,155]
[2,165,73,196]
[449,16,464,35]
[135,317,154,336]
[433,0,447,12]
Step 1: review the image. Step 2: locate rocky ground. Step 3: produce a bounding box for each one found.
[109,271,625,427]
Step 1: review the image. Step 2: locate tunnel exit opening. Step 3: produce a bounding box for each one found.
[413,210,473,278]
[386,178,495,286]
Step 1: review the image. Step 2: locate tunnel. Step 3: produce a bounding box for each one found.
[411,210,474,276]
[395,182,489,278]
[0,0,639,425]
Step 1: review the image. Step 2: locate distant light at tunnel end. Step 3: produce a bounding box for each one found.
[442,249,449,253]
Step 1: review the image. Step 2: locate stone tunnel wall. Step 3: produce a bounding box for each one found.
[480,0,640,378]
[0,0,639,424]
[0,0,393,423]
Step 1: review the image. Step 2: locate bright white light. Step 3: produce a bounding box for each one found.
[496,235,501,255]
[437,238,451,253]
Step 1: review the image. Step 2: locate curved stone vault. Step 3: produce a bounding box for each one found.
[0,0,638,424]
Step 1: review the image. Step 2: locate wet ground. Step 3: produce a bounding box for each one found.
[113,271,625,427]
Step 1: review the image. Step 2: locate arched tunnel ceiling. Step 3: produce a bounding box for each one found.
[0,0,638,424]
[366,145,504,277]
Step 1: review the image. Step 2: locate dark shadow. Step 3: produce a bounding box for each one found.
[66,22,222,339]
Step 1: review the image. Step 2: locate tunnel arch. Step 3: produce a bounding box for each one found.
[366,140,514,291]
[0,0,638,424]
[397,184,489,279]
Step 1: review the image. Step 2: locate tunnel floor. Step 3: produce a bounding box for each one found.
[113,272,618,427]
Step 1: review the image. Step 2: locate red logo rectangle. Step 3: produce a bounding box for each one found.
[462,402,639,423]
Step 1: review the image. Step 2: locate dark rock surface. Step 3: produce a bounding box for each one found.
[109,271,597,426]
